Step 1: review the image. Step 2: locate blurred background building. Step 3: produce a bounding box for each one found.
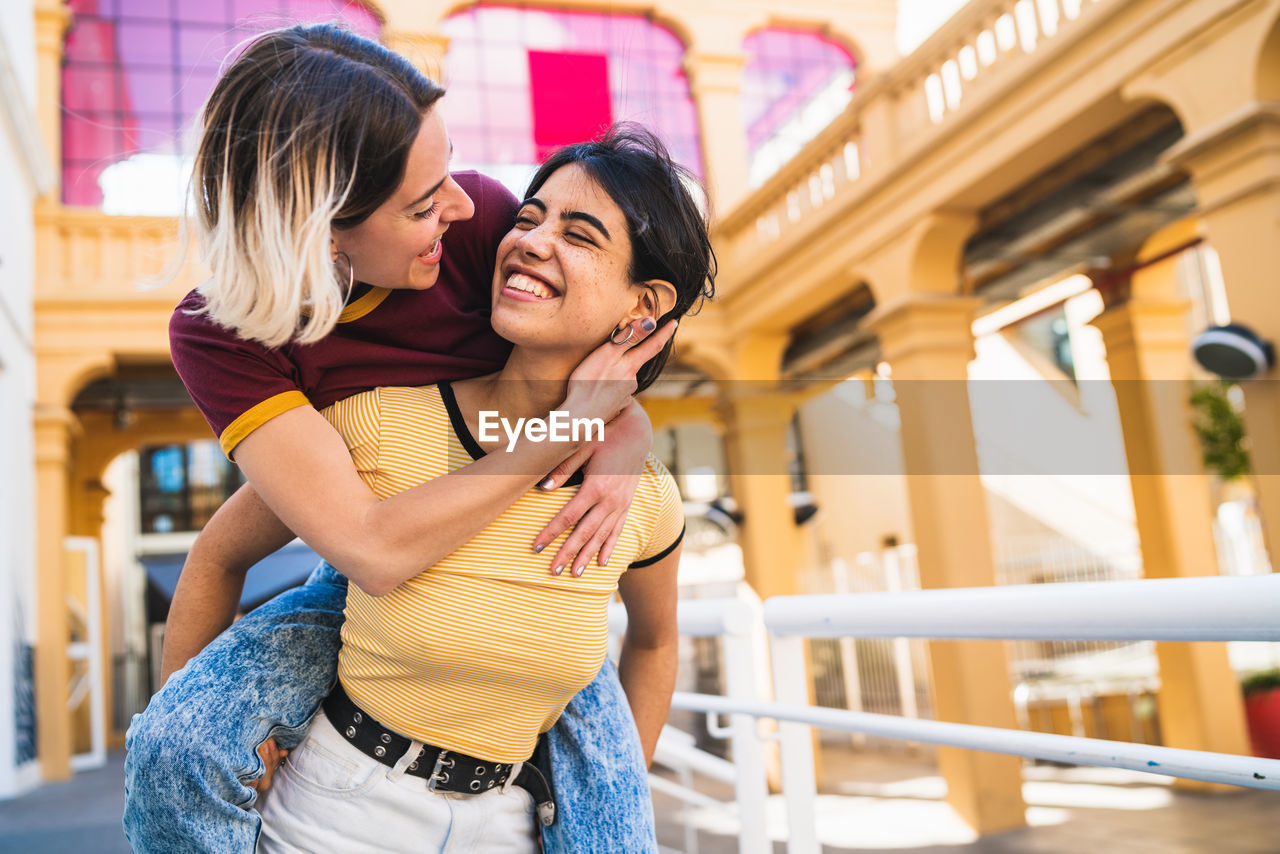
[2,0,1279,840]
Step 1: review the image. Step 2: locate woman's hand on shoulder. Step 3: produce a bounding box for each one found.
[535,316,674,576]
[534,400,652,576]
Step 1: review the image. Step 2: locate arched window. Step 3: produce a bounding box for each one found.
[61,0,381,211]
[740,28,855,186]
[439,5,701,197]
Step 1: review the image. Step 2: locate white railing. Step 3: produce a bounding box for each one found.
[64,536,106,772]
[613,599,771,854]
[650,573,1280,853]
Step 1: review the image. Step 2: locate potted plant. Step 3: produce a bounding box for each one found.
[1190,380,1251,484]
[1242,668,1280,759]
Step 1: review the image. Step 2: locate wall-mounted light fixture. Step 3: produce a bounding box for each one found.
[1192,324,1274,380]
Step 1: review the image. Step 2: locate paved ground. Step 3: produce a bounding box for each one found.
[2,747,1278,853]
[0,750,131,853]
[651,747,1280,854]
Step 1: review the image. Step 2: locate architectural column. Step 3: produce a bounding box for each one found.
[717,390,801,600]
[33,405,76,781]
[1167,104,1280,559]
[1092,291,1250,781]
[33,0,70,191]
[713,332,802,600]
[869,295,1026,835]
[683,51,753,215]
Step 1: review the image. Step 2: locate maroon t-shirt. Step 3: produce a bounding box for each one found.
[170,171,517,456]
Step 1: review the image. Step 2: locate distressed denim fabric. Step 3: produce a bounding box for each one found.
[123,562,657,854]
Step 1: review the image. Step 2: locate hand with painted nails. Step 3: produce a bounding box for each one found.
[534,400,652,577]
[529,315,673,575]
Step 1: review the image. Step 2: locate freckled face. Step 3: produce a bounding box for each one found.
[334,108,474,291]
[490,163,642,351]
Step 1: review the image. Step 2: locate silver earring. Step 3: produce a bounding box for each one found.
[335,250,355,294]
[610,324,635,346]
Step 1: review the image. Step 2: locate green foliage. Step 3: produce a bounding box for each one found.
[1242,668,1280,698]
[1190,381,1250,481]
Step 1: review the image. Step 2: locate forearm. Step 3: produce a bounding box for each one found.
[160,561,249,684]
[237,406,583,597]
[159,484,297,683]
[617,636,678,766]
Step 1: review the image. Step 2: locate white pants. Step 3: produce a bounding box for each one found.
[256,709,540,854]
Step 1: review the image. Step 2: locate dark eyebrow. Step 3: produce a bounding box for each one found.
[402,142,454,212]
[519,197,612,241]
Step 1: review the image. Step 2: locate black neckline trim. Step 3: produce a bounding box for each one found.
[438,381,487,462]
[436,381,584,487]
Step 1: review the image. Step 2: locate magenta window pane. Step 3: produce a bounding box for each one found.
[180,28,240,75]
[124,67,177,116]
[123,0,173,21]
[65,18,118,64]
[178,70,220,115]
[117,21,174,66]
[441,4,703,186]
[174,0,229,25]
[64,67,118,112]
[70,0,116,15]
[63,114,118,160]
[60,1,383,208]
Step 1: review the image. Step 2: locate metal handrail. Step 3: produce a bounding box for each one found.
[655,575,1280,853]
[763,574,1280,641]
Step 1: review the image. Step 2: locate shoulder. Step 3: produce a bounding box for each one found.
[636,455,682,513]
[453,170,519,208]
[169,285,279,362]
[453,170,519,230]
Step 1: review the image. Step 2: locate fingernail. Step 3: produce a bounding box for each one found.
[552,565,563,576]
[533,543,545,554]
[572,566,583,577]
[541,478,555,490]
[640,317,656,332]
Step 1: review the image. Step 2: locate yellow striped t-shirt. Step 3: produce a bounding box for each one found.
[321,382,683,762]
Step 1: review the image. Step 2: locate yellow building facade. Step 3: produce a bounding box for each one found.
[12,0,1280,837]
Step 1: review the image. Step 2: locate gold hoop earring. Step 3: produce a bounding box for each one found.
[334,250,355,295]
[610,324,635,346]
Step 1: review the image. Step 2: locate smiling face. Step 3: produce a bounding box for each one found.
[491,163,655,354]
[333,108,474,291]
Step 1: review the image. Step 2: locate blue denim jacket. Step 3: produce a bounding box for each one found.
[124,563,658,853]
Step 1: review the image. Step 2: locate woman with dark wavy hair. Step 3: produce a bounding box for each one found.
[256,124,714,852]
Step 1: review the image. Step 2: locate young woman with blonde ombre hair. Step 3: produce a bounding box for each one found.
[123,23,686,854]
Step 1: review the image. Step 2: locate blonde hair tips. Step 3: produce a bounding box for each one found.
[186,24,445,348]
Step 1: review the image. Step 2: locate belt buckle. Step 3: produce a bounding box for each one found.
[426,750,454,792]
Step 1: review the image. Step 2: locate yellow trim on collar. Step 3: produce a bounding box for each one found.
[298,287,392,323]
[337,287,391,322]
[220,390,310,458]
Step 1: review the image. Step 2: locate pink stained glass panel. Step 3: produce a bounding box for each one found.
[63,66,118,112]
[64,17,117,64]
[121,0,173,21]
[60,1,382,208]
[117,21,174,66]
[442,5,703,183]
[741,28,855,154]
